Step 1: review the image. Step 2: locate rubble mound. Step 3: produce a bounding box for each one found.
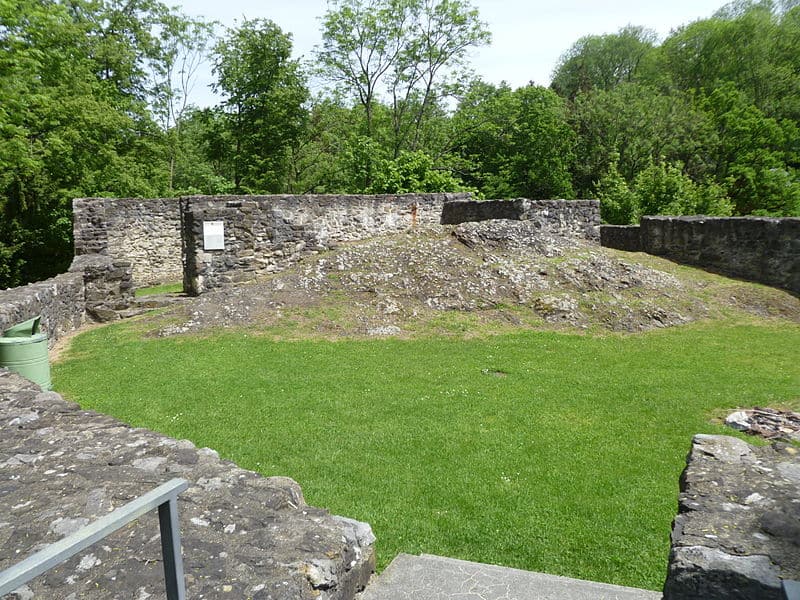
[142,221,799,339]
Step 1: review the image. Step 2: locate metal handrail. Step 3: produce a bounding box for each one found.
[0,478,189,599]
[784,580,800,600]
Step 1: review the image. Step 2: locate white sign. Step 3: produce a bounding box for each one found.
[203,220,225,250]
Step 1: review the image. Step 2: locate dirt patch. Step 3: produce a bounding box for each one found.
[119,221,799,340]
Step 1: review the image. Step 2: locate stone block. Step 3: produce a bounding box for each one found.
[663,434,800,599]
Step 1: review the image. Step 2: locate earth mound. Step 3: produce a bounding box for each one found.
[147,221,800,339]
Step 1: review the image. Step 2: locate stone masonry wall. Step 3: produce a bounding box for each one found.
[0,272,85,346]
[441,199,601,242]
[600,216,800,294]
[0,368,376,599]
[182,193,470,295]
[73,197,183,287]
[663,434,800,599]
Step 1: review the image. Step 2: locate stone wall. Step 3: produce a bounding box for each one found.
[0,272,85,345]
[69,255,135,322]
[0,368,376,599]
[664,434,800,599]
[73,197,183,286]
[182,193,469,295]
[599,225,642,253]
[0,254,137,346]
[600,216,800,294]
[441,199,600,241]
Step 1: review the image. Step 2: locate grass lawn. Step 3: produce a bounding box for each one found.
[52,320,800,591]
[134,281,183,297]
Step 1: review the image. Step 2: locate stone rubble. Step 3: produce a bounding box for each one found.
[725,407,800,442]
[145,220,742,338]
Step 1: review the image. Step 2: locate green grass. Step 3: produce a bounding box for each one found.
[52,322,800,591]
[134,281,183,297]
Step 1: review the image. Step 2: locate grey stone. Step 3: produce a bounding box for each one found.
[663,435,800,599]
[602,216,800,295]
[360,554,662,600]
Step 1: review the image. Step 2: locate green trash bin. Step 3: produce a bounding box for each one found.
[0,316,51,390]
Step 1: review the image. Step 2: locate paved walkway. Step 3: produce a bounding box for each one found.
[361,554,662,600]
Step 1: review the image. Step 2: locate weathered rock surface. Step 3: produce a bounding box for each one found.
[0,368,375,599]
[663,434,800,600]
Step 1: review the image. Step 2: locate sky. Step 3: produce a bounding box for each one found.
[172,0,728,108]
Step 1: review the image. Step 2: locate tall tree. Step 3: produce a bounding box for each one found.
[0,0,199,287]
[452,81,575,199]
[317,0,489,160]
[551,25,657,100]
[211,19,309,193]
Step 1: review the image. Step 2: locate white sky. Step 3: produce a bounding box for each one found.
[173,0,728,107]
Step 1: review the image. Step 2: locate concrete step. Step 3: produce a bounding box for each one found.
[360,553,662,600]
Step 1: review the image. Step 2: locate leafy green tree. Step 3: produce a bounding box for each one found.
[452,82,575,199]
[595,158,639,224]
[317,0,490,161]
[633,159,732,217]
[0,0,200,287]
[701,84,800,215]
[551,26,657,100]
[569,84,713,197]
[596,157,732,223]
[211,19,309,193]
[369,150,470,193]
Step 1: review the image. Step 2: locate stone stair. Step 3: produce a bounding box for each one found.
[360,553,662,600]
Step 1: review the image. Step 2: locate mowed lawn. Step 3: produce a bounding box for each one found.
[52,321,800,591]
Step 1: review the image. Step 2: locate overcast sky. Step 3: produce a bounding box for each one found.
[172,0,727,107]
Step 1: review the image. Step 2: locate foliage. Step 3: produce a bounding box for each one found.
[452,82,575,198]
[317,0,490,162]
[53,321,800,590]
[595,159,639,224]
[369,150,471,193]
[551,25,657,99]
[632,159,733,217]
[210,19,309,193]
[4,0,800,287]
[596,157,733,224]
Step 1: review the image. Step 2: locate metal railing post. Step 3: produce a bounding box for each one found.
[159,495,187,600]
[0,478,189,598]
[784,580,800,600]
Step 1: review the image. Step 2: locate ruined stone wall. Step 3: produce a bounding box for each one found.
[441,199,600,242]
[73,197,183,286]
[182,193,469,294]
[664,434,800,599]
[0,368,376,599]
[600,216,800,294]
[0,272,85,345]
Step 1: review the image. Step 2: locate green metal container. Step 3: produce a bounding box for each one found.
[0,316,51,390]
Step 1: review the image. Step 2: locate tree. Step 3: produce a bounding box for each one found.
[317,0,490,162]
[452,82,575,199]
[211,19,308,193]
[654,3,800,120]
[0,0,199,287]
[568,84,712,197]
[551,26,657,100]
[701,85,800,215]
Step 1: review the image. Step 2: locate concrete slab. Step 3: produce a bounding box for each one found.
[361,553,663,600]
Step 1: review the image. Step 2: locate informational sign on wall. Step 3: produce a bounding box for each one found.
[203,221,225,250]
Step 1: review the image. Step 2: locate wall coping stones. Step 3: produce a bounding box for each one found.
[663,434,800,599]
[0,368,375,599]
